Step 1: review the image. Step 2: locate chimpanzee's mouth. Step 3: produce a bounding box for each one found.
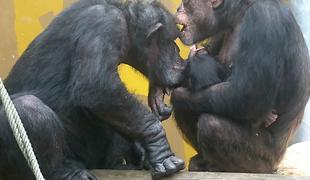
[175,11,190,38]
[178,23,189,34]
[180,24,186,32]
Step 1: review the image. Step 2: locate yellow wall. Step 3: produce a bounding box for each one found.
[0,0,196,166]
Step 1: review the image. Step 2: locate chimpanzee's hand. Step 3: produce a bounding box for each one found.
[189,45,208,58]
[148,85,173,121]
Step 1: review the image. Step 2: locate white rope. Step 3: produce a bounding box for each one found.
[0,78,45,180]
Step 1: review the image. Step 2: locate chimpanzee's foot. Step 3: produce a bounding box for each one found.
[50,160,97,180]
[189,154,221,172]
[189,154,206,171]
[151,156,185,179]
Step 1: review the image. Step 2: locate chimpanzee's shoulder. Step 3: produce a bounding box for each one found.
[58,0,125,20]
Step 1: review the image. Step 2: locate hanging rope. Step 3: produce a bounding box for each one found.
[0,78,45,180]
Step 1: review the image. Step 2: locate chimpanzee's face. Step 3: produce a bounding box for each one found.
[175,0,224,45]
[128,2,187,89]
[146,24,186,89]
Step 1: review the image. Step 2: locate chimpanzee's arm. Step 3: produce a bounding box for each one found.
[173,57,280,123]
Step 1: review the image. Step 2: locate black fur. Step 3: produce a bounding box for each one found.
[0,0,186,179]
[173,0,310,173]
[184,52,228,92]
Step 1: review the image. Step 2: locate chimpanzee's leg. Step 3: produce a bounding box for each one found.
[101,86,184,178]
[174,107,200,150]
[84,78,184,178]
[0,95,95,180]
[63,108,144,170]
[192,114,279,173]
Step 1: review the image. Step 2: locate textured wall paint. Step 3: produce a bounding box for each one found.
[13,0,63,53]
[63,0,77,8]
[39,11,55,29]
[0,0,18,78]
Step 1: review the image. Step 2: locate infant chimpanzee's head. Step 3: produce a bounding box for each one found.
[184,49,226,92]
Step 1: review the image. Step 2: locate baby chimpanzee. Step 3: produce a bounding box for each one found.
[184,46,228,92]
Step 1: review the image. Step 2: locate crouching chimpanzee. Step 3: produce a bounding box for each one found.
[176,45,279,162]
[172,0,310,173]
[0,0,187,179]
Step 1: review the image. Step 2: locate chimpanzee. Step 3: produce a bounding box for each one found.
[172,0,310,173]
[0,0,187,179]
[183,47,228,92]
[177,45,278,152]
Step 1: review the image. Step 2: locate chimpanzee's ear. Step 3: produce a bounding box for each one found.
[146,23,163,41]
[211,0,224,9]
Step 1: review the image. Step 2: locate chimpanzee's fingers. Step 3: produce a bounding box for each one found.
[189,45,198,58]
[159,105,173,120]
[151,102,160,117]
[156,102,172,121]
[155,98,172,121]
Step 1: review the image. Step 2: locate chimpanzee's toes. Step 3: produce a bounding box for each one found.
[151,156,185,179]
[169,156,185,169]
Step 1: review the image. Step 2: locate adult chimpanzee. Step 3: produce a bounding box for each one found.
[172,0,310,173]
[183,47,278,127]
[0,0,187,179]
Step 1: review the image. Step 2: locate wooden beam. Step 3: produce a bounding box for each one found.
[92,170,310,180]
